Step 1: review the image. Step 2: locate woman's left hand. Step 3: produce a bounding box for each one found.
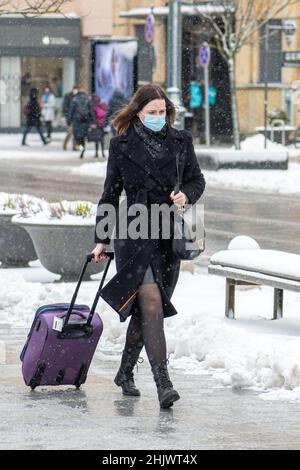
[170,190,188,208]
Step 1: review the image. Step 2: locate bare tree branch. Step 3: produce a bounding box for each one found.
[193,0,300,148]
[0,0,70,16]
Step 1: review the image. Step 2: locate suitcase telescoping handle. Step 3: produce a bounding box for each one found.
[63,251,114,328]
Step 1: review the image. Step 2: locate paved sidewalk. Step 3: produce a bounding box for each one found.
[1,327,300,450]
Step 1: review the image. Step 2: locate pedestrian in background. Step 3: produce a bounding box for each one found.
[189,79,203,142]
[22,88,48,146]
[88,95,108,158]
[41,85,56,141]
[62,85,79,151]
[69,88,95,159]
[106,89,128,137]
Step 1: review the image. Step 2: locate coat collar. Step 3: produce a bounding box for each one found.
[118,125,184,143]
[117,124,185,190]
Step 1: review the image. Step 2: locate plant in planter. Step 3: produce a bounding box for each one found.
[267,108,289,126]
[12,200,110,282]
[0,193,44,267]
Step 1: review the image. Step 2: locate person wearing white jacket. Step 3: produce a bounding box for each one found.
[41,86,56,141]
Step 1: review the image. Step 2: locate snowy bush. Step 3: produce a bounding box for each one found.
[45,200,95,220]
[0,192,46,216]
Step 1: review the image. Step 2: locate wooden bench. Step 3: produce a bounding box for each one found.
[208,249,300,320]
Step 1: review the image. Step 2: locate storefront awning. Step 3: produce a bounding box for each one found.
[120,4,228,19]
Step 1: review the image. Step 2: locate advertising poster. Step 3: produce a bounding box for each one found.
[94,40,138,106]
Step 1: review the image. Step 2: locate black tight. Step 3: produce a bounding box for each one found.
[124,282,167,368]
[95,140,105,157]
[45,121,52,139]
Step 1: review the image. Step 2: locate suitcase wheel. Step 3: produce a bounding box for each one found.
[29,362,46,390]
[74,364,88,389]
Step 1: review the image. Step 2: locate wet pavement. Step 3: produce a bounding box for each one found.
[1,153,300,262]
[1,327,300,450]
[2,140,300,449]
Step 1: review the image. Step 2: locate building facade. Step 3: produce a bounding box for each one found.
[0,1,114,130]
[113,0,300,138]
[235,2,300,134]
[1,0,300,137]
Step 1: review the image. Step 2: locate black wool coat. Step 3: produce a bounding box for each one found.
[94,124,206,322]
[69,93,95,142]
[25,99,42,127]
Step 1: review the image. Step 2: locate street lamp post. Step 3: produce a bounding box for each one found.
[167,0,186,130]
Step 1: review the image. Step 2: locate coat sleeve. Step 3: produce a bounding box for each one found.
[181,131,206,206]
[94,140,124,244]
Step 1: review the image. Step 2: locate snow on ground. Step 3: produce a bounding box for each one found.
[1,132,300,195]
[199,134,300,195]
[204,162,300,195]
[235,134,287,152]
[71,161,107,178]
[2,260,300,402]
[0,133,108,161]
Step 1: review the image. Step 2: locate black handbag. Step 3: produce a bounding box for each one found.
[172,150,205,260]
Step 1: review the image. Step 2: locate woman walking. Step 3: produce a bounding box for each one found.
[69,88,94,159]
[90,95,108,158]
[92,84,206,409]
[22,88,48,146]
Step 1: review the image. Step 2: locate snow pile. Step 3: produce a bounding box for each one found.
[210,249,300,282]
[2,264,300,401]
[204,162,300,194]
[201,133,300,194]
[228,235,260,250]
[12,200,97,226]
[166,271,300,401]
[0,132,108,161]
[235,134,286,152]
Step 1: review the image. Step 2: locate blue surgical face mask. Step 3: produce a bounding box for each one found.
[143,114,166,132]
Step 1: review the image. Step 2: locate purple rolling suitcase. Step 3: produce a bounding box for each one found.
[20,252,114,390]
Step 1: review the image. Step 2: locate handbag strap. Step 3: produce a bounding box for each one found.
[175,149,185,195]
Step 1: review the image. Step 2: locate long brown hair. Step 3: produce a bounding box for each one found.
[112,84,176,135]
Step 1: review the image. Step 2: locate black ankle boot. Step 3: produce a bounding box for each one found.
[151,359,180,409]
[114,349,142,396]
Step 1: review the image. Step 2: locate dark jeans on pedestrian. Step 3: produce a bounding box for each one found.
[45,121,53,139]
[22,125,47,145]
[95,138,105,157]
[74,136,86,158]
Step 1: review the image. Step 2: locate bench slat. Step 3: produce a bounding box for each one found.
[208,264,300,293]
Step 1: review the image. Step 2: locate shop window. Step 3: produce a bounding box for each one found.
[0,57,21,128]
[20,57,76,127]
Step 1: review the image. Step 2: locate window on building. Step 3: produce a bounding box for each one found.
[21,57,75,126]
[259,20,282,84]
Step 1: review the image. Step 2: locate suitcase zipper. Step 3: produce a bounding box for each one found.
[20,304,89,362]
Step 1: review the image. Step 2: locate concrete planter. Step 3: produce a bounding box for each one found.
[12,219,107,281]
[0,212,37,267]
[195,148,289,170]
